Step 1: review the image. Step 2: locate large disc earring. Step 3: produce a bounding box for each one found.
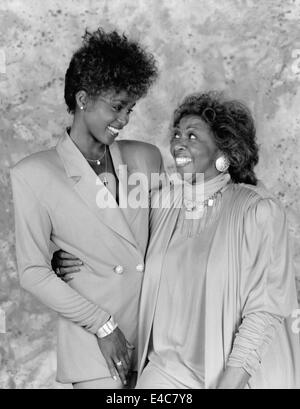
[215,155,230,173]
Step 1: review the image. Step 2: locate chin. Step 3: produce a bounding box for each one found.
[177,164,195,174]
[95,133,115,146]
[175,168,194,184]
[105,136,117,145]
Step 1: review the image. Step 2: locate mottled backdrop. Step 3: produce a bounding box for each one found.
[0,0,300,389]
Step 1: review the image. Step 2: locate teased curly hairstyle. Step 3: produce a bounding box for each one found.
[64,28,158,114]
[173,92,259,185]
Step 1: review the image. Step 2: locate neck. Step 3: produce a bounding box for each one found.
[183,172,231,205]
[204,171,222,182]
[69,118,106,160]
[187,171,221,185]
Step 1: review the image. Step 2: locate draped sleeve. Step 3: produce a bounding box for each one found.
[227,312,283,376]
[240,196,297,318]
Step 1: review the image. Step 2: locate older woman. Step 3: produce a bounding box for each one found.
[11,28,161,389]
[136,92,300,389]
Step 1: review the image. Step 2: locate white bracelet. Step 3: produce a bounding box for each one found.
[96,316,118,338]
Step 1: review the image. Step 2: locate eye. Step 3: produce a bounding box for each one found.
[112,104,123,112]
[189,133,197,140]
[127,107,134,115]
[173,133,181,139]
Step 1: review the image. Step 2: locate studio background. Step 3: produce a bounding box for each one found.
[0,0,300,388]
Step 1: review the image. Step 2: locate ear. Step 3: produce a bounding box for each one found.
[75,90,88,111]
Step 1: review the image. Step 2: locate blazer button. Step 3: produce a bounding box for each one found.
[114,265,124,275]
[136,264,144,273]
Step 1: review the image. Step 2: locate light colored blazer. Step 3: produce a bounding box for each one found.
[11,132,162,383]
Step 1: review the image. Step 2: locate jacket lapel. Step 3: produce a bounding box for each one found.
[56,132,139,249]
[110,141,151,254]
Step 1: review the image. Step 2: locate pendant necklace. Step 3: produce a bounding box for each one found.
[86,145,106,166]
[86,146,109,186]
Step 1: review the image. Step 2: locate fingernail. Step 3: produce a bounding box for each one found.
[124,380,127,385]
[113,376,117,381]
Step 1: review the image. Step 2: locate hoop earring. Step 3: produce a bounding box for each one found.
[215,155,230,173]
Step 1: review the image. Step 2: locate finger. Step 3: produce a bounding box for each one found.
[127,371,137,388]
[63,276,74,283]
[116,338,130,370]
[126,340,135,350]
[116,336,131,370]
[58,251,81,261]
[114,360,127,386]
[123,353,129,368]
[59,266,81,274]
[107,360,118,382]
[55,267,80,277]
[120,354,130,374]
[123,348,130,368]
[115,345,129,371]
[59,260,83,268]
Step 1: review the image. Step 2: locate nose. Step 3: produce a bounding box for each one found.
[174,145,186,151]
[174,144,187,152]
[117,110,129,127]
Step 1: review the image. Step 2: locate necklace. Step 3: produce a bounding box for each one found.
[86,145,107,166]
[86,146,109,186]
[68,129,109,186]
[183,185,226,213]
[182,173,231,218]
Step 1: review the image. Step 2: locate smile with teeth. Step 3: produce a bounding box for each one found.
[107,125,120,136]
[175,156,193,167]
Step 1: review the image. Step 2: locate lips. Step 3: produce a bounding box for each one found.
[107,125,121,137]
[173,145,193,167]
[175,156,193,167]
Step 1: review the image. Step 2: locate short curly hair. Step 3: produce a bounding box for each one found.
[64,28,158,114]
[173,92,259,185]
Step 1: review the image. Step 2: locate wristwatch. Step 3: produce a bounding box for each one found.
[96,316,118,338]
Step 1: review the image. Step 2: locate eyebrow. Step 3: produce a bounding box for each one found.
[175,126,199,132]
[185,122,208,131]
[112,99,136,107]
[185,126,199,130]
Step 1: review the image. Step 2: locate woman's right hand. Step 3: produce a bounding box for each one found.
[51,250,83,282]
[97,327,135,386]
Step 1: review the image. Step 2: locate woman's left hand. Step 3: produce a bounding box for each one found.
[52,249,83,282]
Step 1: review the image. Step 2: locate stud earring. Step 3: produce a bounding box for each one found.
[215,155,230,173]
[80,106,84,110]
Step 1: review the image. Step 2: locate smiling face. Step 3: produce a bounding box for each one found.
[80,90,137,146]
[170,115,221,182]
